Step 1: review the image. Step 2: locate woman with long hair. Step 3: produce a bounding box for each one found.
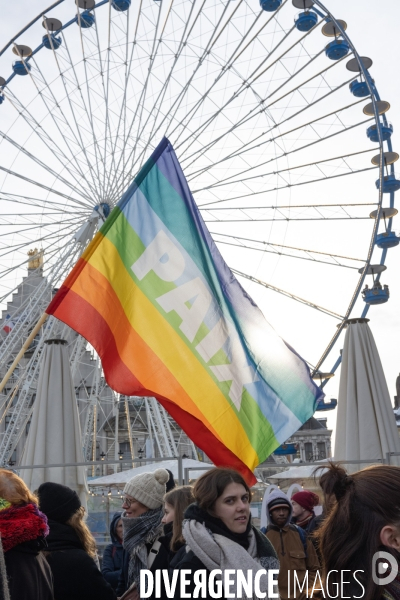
[0,469,53,600]
[37,482,115,600]
[317,463,400,600]
[161,485,194,556]
[143,485,195,600]
[172,468,279,600]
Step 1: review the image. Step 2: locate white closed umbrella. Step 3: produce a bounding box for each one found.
[334,319,400,469]
[20,339,88,506]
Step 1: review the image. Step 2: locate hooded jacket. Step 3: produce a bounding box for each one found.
[265,490,320,600]
[102,512,124,591]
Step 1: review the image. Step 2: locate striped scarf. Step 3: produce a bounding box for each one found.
[122,506,163,593]
[382,570,400,600]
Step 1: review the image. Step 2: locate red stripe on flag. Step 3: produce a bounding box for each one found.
[48,286,256,485]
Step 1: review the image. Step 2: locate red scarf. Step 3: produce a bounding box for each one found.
[0,501,49,552]
[296,512,313,529]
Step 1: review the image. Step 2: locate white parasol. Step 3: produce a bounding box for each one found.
[334,319,400,470]
[20,339,88,506]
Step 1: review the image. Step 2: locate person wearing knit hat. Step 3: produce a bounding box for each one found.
[264,489,320,600]
[38,482,81,524]
[37,482,116,600]
[291,490,324,556]
[292,490,320,531]
[116,469,169,599]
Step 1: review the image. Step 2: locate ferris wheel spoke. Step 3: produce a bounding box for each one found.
[140,0,258,153]
[211,231,367,262]
[41,26,104,203]
[173,14,323,154]
[181,70,356,176]
[105,0,165,196]
[21,52,104,203]
[0,130,95,204]
[193,97,369,180]
[172,26,298,153]
[121,0,252,180]
[193,121,374,190]
[233,269,344,320]
[0,236,77,284]
[0,192,85,213]
[195,148,378,201]
[216,239,359,270]
[0,217,83,234]
[212,235,363,270]
[100,1,128,203]
[0,226,77,263]
[120,0,205,181]
[204,216,370,222]
[73,13,109,202]
[3,90,97,204]
[105,3,150,199]
[184,63,359,174]
[57,32,110,202]
[0,163,90,208]
[198,164,377,205]
[124,0,166,172]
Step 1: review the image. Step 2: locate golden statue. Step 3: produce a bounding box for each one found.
[27,248,44,270]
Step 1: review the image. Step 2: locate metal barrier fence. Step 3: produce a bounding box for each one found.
[7,454,400,558]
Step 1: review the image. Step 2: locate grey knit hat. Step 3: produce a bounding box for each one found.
[123,468,169,509]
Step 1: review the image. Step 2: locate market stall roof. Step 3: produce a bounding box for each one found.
[268,464,328,480]
[88,458,213,487]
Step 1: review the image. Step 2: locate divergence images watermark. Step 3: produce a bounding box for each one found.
[372,551,398,586]
[140,556,398,600]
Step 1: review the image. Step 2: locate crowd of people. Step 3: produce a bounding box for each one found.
[0,463,400,600]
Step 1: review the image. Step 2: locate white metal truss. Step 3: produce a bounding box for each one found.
[82,357,101,464]
[145,398,178,458]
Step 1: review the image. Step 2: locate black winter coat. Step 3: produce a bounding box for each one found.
[4,538,54,600]
[102,513,123,591]
[45,519,116,600]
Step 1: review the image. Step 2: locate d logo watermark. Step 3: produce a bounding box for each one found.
[372,551,398,586]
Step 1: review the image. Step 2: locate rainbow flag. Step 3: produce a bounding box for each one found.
[47,138,323,484]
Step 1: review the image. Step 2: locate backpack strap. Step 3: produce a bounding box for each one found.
[291,524,308,559]
[147,539,162,570]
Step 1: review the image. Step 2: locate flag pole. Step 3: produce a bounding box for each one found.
[0,313,48,393]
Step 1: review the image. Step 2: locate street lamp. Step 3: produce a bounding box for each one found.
[119,448,123,472]
[100,451,106,476]
[138,447,144,465]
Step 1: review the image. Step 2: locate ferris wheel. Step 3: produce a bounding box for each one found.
[0,0,398,465]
